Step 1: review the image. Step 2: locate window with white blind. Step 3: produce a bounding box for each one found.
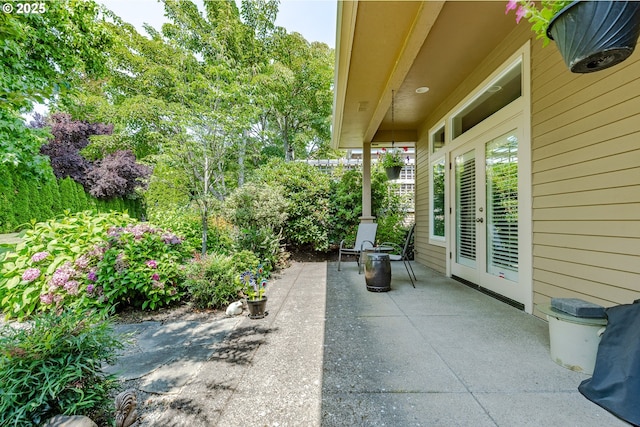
[455,150,476,267]
[486,133,518,281]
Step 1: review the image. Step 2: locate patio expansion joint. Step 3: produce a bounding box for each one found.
[386,296,504,425]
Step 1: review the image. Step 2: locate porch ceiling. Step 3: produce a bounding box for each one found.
[331,1,518,150]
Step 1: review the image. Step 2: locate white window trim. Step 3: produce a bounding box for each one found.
[423,41,533,313]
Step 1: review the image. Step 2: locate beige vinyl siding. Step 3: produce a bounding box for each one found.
[531,36,640,314]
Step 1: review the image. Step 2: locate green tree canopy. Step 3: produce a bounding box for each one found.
[0,0,113,177]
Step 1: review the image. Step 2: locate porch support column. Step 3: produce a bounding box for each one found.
[360,141,375,224]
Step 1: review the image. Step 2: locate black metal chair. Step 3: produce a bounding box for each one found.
[380,224,416,287]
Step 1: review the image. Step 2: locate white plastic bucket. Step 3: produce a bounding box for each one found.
[542,307,607,375]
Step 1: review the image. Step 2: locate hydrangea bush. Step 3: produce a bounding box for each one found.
[0,211,190,319]
[93,223,190,310]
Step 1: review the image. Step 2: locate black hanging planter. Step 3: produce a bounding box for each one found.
[547,1,640,73]
[385,166,402,180]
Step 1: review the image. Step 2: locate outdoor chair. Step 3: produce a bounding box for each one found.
[337,223,377,272]
[380,223,416,287]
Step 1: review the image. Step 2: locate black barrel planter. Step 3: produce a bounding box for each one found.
[364,252,391,292]
[547,1,640,73]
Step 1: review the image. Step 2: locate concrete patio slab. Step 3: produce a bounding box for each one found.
[110,260,631,426]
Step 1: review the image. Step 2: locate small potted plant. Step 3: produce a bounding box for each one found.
[379,147,408,180]
[240,264,268,319]
[506,1,640,73]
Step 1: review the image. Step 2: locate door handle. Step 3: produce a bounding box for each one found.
[476,218,484,223]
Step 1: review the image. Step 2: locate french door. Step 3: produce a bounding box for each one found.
[450,126,523,305]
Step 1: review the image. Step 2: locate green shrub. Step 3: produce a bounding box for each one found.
[224,181,289,266]
[328,169,364,244]
[372,167,409,247]
[148,206,234,255]
[376,212,410,246]
[59,177,78,212]
[223,182,289,232]
[328,168,404,246]
[0,308,123,426]
[184,250,260,309]
[253,159,331,251]
[233,226,285,270]
[0,211,132,320]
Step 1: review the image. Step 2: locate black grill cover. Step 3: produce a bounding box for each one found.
[578,300,640,426]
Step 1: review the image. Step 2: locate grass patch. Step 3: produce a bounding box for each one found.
[0,234,19,259]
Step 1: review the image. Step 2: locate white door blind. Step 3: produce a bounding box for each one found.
[456,150,476,267]
[486,133,518,281]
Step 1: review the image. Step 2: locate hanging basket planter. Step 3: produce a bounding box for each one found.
[385,166,402,180]
[547,1,640,73]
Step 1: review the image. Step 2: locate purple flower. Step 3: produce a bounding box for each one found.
[22,268,41,283]
[31,252,50,263]
[146,260,158,269]
[240,271,253,285]
[40,293,54,305]
[152,273,160,281]
[87,284,95,294]
[87,269,97,282]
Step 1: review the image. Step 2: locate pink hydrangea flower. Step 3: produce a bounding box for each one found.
[50,263,75,289]
[22,268,41,283]
[162,232,182,245]
[146,260,158,269]
[31,252,50,263]
[152,273,160,281]
[74,255,90,270]
[40,293,54,305]
[64,280,79,295]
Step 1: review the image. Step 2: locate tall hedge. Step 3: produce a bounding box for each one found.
[0,167,16,231]
[0,167,145,233]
